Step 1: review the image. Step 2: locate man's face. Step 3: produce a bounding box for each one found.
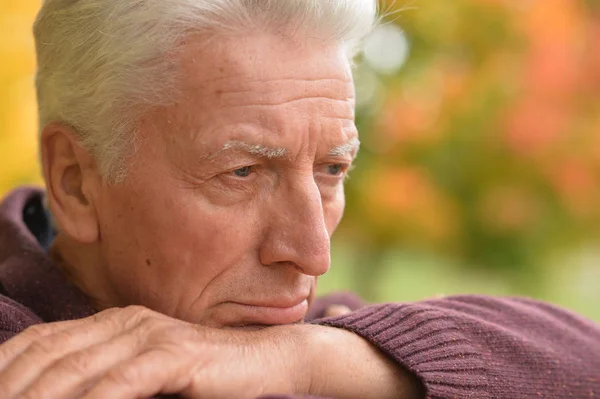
[93,33,358,327]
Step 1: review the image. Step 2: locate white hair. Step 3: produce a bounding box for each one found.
[33,0,378,183]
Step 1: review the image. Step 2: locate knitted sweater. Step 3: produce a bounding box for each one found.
[1,187,599,399]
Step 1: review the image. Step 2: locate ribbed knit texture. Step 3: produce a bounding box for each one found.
[316,297,600,398]
[2,187,600,399]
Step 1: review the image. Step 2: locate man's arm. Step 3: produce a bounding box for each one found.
[0,305,420,399]
[314,295,600,398]
[1,296,599,398]
[290,324,424,399]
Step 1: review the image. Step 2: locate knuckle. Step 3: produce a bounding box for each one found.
[93,306,175,337]
[136,314,162,333]
[138,316,191,340]
[91,312,111,325]
[93,305,156,331]
[0,340,23,361]
[105,365,139,387]
[57,351,94,375]
[27,339,56,357]
[92,306,123,321]
[125,305,152,315]
[136,318,176,344]
[37,328,77,351]
[22,323,48,340]
[21,387,50,399]
[124,306,162,331]
[325,304,352,317]
[123,305,156,322]
[0,324,54,362]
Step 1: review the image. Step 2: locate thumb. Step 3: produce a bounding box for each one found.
[323,304,352,318]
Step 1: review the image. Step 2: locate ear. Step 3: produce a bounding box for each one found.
[41,122,100,243]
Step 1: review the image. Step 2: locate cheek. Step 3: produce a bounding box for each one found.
[97,182,263,309]
[323,186,346,235]
[144,194,259,273]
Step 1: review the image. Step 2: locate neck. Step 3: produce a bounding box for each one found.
[49,234,117,311]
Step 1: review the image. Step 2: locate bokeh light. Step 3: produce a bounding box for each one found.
[363,24,410,75]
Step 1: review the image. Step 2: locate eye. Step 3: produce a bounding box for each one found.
[327,164,344,176]
[232,166,253,177]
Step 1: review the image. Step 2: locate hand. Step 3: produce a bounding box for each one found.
[0,306,308,399]
[323,304,352,317]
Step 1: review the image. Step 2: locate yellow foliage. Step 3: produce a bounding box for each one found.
[0,0,43,196]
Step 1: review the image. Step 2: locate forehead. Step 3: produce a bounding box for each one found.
[178,32,355,93]
[153,33,358,159]
[171,33,356,126]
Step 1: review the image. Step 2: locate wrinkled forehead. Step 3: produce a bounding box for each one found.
[175,32,356,102]
[150,32,359,157]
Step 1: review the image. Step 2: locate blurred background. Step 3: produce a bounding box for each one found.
[1,0,599,321]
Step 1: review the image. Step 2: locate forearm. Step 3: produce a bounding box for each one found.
[314,296,600,398]
[291,324,423,399]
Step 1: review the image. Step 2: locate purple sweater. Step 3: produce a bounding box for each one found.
[1,187,599,399]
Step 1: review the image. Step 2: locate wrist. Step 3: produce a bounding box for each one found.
[252,324,315,396]
[260,324,362,397]
[295,324,423,399]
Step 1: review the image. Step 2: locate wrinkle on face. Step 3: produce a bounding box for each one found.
[94,31,358,325]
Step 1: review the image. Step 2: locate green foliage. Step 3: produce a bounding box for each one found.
[321,1,600,321]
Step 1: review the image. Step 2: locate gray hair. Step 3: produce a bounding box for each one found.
[34,0,378,183]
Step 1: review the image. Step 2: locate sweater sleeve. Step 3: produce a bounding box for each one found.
[0,295,43,344]
[313,295,600,399]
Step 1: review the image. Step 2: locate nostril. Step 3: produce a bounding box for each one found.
[270,260,303,272]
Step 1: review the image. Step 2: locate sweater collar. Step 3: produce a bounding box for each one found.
[0,187,96,322]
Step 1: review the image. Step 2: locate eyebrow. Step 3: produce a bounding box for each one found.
[328,138,361,158]
[218,141,288,159]
[208,138,360,160]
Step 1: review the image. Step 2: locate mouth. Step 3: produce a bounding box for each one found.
[221,297,309,327]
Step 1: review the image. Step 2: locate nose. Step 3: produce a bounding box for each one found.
[258,176,331,276]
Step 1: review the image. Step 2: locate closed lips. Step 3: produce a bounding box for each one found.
[226,298,309,325]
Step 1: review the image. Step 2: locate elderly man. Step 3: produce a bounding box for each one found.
[0,0,599,398]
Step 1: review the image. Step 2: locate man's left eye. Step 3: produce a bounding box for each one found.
[327,164,344,176]
[232,166,253,177]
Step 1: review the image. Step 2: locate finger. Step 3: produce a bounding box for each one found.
[324,305,352,317]
[0,322,125,398]
[16,330,144,399]
[82,348,194,399]
[0,307,130,369]
[0,318,90,369]
[0,307,155,398]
